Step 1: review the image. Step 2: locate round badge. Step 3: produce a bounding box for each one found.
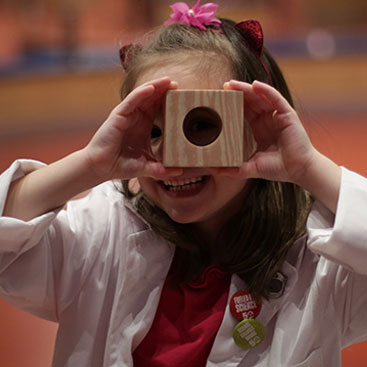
[230,289,262,321]
[233,318,265,350]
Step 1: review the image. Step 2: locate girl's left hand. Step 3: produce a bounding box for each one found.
[221,80,317,185]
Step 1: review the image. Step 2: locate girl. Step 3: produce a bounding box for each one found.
[1,1,366,366]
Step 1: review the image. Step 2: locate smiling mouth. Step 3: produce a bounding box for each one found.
[161,176,207,192]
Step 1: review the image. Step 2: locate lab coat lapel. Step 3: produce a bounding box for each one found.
[207,236,306,367]
[104,228,174,367]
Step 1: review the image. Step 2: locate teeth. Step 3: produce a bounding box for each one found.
[169,182,200,192]
[163,176,205,190]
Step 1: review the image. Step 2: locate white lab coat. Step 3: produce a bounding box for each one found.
[0,160,366,367]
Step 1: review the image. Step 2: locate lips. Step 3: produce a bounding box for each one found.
[163,176,205,191]
[160,175,208,196]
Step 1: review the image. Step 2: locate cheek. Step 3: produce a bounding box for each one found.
[150,137,163,161]
[138,177,159,203]
[218,175,247,191]
[216,176,248,202]
[138,177,150,194]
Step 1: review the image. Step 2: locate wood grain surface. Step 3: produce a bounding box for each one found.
[163,89,244,167]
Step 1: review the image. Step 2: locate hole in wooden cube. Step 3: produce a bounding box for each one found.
[163,89,244,167]
[183,107,222,147]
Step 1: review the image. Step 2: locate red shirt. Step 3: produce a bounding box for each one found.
[133,265,231,366]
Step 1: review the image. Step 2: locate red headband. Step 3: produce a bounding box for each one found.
[235,20,273,86]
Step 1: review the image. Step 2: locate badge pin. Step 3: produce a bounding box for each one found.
[230,289,262,321]
[233,318,265,350]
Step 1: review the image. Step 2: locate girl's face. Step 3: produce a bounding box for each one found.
[135,59,248,237]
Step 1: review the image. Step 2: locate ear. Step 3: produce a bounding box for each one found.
[119,43,143,71]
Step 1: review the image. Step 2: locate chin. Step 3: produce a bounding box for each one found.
[165,207,213,227]
[165,211,199,225]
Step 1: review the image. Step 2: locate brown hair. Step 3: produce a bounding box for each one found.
[119,19,312,299]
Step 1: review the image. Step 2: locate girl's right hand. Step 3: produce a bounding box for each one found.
[4,77,182,221]
[83,77,181,182]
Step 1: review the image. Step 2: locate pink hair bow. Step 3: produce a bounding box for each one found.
[164,0,221,30]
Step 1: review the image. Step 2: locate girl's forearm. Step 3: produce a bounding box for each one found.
[3,149,103,221]
[297,151,341,214]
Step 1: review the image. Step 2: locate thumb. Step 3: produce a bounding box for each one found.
[214,161,261,180]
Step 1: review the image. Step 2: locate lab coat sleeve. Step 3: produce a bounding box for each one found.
[0,160,118,322]
[307,167,367,274]
[307,167,367,345]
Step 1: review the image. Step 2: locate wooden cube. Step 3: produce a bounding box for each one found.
[163,89,244,167]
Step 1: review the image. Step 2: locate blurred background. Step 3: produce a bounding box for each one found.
[0,0,366,366]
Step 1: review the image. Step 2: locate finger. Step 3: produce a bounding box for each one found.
[212,167,243,178]
[252,81,294,115]
[227,80,275,118]
[135,78,178,121]
[115,84,155,116]
[141,79,177,115]
[224,81,259,121]
[143,162,183,180]
[149,77,175,95]
[116,77,173,116]
[170,81,179,90]
[137,76,172,92]
[216,154,280,181]
[213,162,254,178]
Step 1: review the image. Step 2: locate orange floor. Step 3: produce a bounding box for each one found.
[0,114,366,366]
